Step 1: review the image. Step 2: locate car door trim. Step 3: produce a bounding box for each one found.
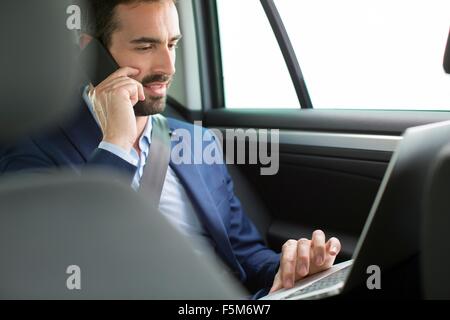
[279,130,401,152]
[213,127,402,152]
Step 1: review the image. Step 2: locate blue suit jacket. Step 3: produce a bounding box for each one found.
[0,100,280,294]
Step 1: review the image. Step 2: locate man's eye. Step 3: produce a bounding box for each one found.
[136,46,153,51]
[169,44,179,50]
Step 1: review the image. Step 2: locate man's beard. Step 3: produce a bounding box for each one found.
[133,95,167,116]
[134,73,172,117]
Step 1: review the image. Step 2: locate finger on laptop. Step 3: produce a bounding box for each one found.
[269,271,282,293]
[326,237,341,256]
[296,238,311,278]
[312,230,326,267]
[280,240,298,289]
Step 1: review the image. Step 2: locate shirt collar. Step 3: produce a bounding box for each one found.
[140,114,153,152]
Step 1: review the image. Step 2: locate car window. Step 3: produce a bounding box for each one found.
[217,0,300,109]
[275,0,450,110]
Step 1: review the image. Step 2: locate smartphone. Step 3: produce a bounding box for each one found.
[78,37,146,112]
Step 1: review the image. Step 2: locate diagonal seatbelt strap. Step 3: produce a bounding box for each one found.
[139,114,172,207]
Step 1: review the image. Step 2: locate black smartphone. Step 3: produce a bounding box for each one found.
[78,37,146,113]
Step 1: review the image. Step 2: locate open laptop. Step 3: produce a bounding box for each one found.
[261,121,450,300]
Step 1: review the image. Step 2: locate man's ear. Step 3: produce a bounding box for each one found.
[79,33,93,50]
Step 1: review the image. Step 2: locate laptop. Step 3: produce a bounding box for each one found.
[261,121,450,300]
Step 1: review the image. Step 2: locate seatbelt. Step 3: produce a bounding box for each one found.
[139,114,172,207]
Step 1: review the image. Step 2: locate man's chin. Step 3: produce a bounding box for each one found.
[133,96,166,116]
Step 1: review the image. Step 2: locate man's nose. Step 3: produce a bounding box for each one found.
[153,47,176,77]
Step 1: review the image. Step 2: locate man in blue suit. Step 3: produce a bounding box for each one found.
[0,0,341,297]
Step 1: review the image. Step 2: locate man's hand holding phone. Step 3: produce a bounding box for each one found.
[89,67,145,153]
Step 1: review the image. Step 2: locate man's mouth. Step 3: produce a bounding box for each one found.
[143,82,168,97]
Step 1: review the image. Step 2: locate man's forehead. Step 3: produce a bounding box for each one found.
[114,1,180,38]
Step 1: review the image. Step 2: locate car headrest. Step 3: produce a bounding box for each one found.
[444,28,450,74]
[0,1,83,142]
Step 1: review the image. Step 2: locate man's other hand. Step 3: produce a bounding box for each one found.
[269,230,341,293]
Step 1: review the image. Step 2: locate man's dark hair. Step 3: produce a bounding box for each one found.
[79,0,176,48]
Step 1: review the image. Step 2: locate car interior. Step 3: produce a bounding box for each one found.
[164,1,450,263]
[1,0,450,300]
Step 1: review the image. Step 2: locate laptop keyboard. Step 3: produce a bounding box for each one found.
[281,266,351,300]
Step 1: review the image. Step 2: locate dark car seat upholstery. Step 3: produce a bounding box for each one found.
[421,30,450,299]
[422,144,450,299]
